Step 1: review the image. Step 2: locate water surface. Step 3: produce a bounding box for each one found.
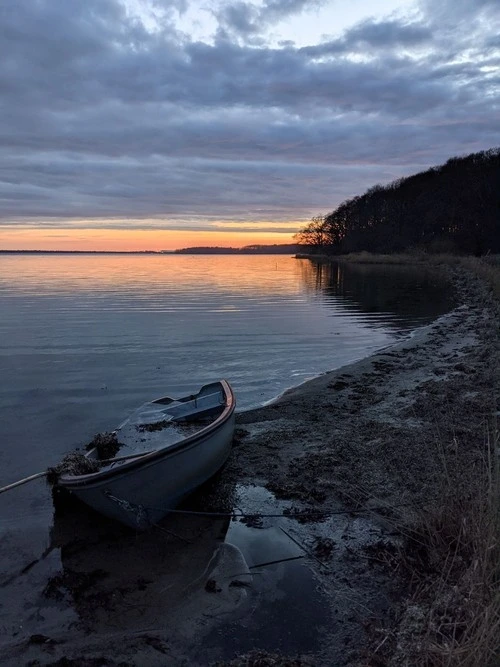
[0,253,453,478]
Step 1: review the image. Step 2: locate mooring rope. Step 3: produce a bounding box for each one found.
[104,491,415,522]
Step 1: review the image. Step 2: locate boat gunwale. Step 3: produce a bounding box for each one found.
[59,379,235,488]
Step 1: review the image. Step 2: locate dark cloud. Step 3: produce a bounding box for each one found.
[343,19,432,47]
[0,0,498,232]
[214,0,324,39]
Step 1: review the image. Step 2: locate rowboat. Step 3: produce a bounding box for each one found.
[57,380,236,530]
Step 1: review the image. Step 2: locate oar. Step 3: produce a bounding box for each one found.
[0,450,155,496]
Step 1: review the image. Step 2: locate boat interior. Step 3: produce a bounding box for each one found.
[92,383,228,470]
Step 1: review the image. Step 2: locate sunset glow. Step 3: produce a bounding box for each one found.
[1,0,497,252]
[0,226,298,252]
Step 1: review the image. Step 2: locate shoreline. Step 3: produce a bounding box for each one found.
[225,264,499,664]
[247,310,455,414]
[232,269,498,510]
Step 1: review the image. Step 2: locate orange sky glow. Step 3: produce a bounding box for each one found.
[0,226,299,252]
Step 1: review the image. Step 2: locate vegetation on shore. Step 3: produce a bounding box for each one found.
[295,148,499,257]
[387,418,499,666]
[300,251,500,299]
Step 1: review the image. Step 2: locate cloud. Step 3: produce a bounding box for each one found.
[0,0,498,233]
[343,19,432,48]
[214,0,324,40]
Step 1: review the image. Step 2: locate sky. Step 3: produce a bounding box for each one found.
[0,0,499,251]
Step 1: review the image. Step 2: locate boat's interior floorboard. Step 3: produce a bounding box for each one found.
[96,392,226,469]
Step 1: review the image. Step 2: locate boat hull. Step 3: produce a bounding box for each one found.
[58,380,236,530]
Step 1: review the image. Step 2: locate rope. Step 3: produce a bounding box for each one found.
[140,504,415,519]
[104,492,416,521]
[0,471,47,495]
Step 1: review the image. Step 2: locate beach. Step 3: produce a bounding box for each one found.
[2,265,498,666]
[233,267,498,518]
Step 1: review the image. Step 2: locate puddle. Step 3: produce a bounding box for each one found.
[189,483,398,664]
[199,485,329,660]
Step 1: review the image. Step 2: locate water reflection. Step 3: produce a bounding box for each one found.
[0,254,456,475]
[46,479,331,660]
[0,255,454,328]
[0,253,306,298]
[0,254,457,662]
[47,501,233,636]
[299,259,455,329]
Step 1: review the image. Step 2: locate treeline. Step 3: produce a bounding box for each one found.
[296,148,500,255]
[174,244,299,254]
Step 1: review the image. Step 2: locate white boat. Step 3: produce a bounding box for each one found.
[57,380,236,530]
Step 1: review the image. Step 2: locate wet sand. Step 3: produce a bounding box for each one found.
[1,267,498,666]
[233,269,499,519]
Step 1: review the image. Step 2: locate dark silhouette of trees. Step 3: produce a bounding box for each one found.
[294,216,330,249]
[295,148,500,255]
[173,244,300,254]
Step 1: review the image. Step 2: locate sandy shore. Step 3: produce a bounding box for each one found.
[232,268,499,519]
[3,267,498,666]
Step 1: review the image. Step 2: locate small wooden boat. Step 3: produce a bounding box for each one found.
[57,380,236,530]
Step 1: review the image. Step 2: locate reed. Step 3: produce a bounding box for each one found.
[301,250,500,663]
[333,251,500,281]
[338,251,427,265]
[455,256,500,300]
[391,426,500,666]
[340,252,500,300]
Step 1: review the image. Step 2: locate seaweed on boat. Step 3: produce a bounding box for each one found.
[137,417,214,433]
[85,431,121,459]
[47,433,121,486]
[46,452,101,485]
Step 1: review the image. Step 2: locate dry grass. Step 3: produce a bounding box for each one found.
[453,256,500,301]
[389,427,500,666]
[343,254,500,666]
[396,258,500,666]
[338,251,428,265]
[361,431,499,667]
[337,252,500,299]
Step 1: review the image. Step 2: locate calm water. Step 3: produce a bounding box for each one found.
[0,253,454,658]
[0,253,453,480]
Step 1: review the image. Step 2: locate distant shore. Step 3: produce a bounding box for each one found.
[0,249,163,254]
[0,244,299,255]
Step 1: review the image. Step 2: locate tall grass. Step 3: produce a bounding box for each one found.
[336,252,500,299]
[454,256,500,300]
[393,257,499,666]
[396,428,500,666]
[337,251,428,265]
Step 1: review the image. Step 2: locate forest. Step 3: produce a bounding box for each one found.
[174,244,299,254]
[295,148,500,255]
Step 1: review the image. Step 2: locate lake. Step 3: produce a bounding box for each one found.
[0,253,454,480]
